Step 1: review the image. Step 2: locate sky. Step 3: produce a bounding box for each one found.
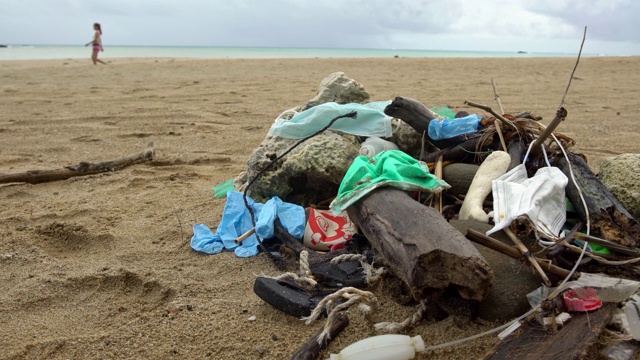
[1,0,639,55]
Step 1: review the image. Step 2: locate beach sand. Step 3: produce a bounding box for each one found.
[1,56,639,359]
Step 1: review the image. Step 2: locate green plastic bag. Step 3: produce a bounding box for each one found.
[213,179,235,198]
[431,105,456,120]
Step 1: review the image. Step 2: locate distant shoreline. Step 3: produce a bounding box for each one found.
[0,44,596,61]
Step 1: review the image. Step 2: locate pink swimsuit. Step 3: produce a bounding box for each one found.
[92,43,101,51]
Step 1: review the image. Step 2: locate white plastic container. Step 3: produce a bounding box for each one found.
[359,137,399,158]
[329,334,425,360]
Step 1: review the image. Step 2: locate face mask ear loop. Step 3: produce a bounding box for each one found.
[541,144,551,167]
[274,108,298,123]
[522,141,535,165]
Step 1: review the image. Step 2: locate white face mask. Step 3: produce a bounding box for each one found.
[487,142,569,239]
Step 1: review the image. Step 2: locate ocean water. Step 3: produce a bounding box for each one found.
[0,45,579,61]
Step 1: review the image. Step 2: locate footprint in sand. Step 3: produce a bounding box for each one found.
[35,221,115,254]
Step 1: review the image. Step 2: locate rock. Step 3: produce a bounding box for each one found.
[387,120,430,159]
[236,131,359,206]
[236,72,376,206]
[450,220,541,323]
[599,153,640,220]
[255,345,267,356]
[301,72,370,111]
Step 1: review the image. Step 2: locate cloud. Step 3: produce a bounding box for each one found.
[525,0,640,43]
[0,0,638,54]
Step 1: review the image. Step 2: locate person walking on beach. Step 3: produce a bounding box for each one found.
[85,23,106,65]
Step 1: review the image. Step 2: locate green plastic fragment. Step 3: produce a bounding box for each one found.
[213,179,235,198]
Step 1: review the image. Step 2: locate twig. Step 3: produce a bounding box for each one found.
[464,101,517,129]
[504,228,552,286]
[0,141,155,184]
[234,227,256,244]
[491,78,505,115]
[465,228,575,280]
[559,26,588,110]
[434,155,444,213]
[532,26,587,149]
[156,174,186,248]
[490,79,508,152]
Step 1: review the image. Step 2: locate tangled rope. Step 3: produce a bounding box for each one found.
[330,253,386,284]
[374,299,428,333]
[303,287,378,344]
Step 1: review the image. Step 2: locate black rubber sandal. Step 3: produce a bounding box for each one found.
[253,276,332,318]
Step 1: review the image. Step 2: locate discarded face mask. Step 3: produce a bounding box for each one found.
[268,101,393,139]
[487,143,568,239]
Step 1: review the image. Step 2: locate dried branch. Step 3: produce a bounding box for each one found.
[0,142,155,185]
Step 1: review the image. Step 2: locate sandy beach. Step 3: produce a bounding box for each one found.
[1,56,639,359]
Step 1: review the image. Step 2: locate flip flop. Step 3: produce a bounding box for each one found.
[310,259,367,288]
[253,276,332,318]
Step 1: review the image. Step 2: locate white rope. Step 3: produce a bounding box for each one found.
[302,287,378,344]
[330,253,367,264]
[330,253,386,284]
[375,299,428,333]
[274,272,317,287]
[299,250,313,279]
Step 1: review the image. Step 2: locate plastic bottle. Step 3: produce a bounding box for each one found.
[329,334,425,360]
[359,137,399,158]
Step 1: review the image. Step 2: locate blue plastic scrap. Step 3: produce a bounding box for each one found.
[191,191,305,258]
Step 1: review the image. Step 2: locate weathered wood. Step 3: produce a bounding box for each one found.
[556,152,640,247]
[423,136,495,164]
[509,216,534,238]
[506,139,525,171]
[0,142,154,185]
[291,313,349,360]
[384,96,472,149]
[347,188,493,301]
[483,303,616,360]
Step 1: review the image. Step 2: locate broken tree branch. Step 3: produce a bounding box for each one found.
[490,79,508,151]
[0,142,155,185]
[532,26,586,149]
[464,101,516,130]
[504,228,552,287]
[466,228,575,280]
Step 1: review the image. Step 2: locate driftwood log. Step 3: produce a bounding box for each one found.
[423,137,493,164]
[347,188,493,301]
[384,96,475,149]
[483,303,616,360]
[0,142,155,185]
[556,152,640,247]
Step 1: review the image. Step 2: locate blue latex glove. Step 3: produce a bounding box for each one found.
[191,191,305,258]
[190,223,223,254]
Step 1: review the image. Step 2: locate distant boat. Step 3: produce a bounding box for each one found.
[517,50,527,54]
[0,45,7,48]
